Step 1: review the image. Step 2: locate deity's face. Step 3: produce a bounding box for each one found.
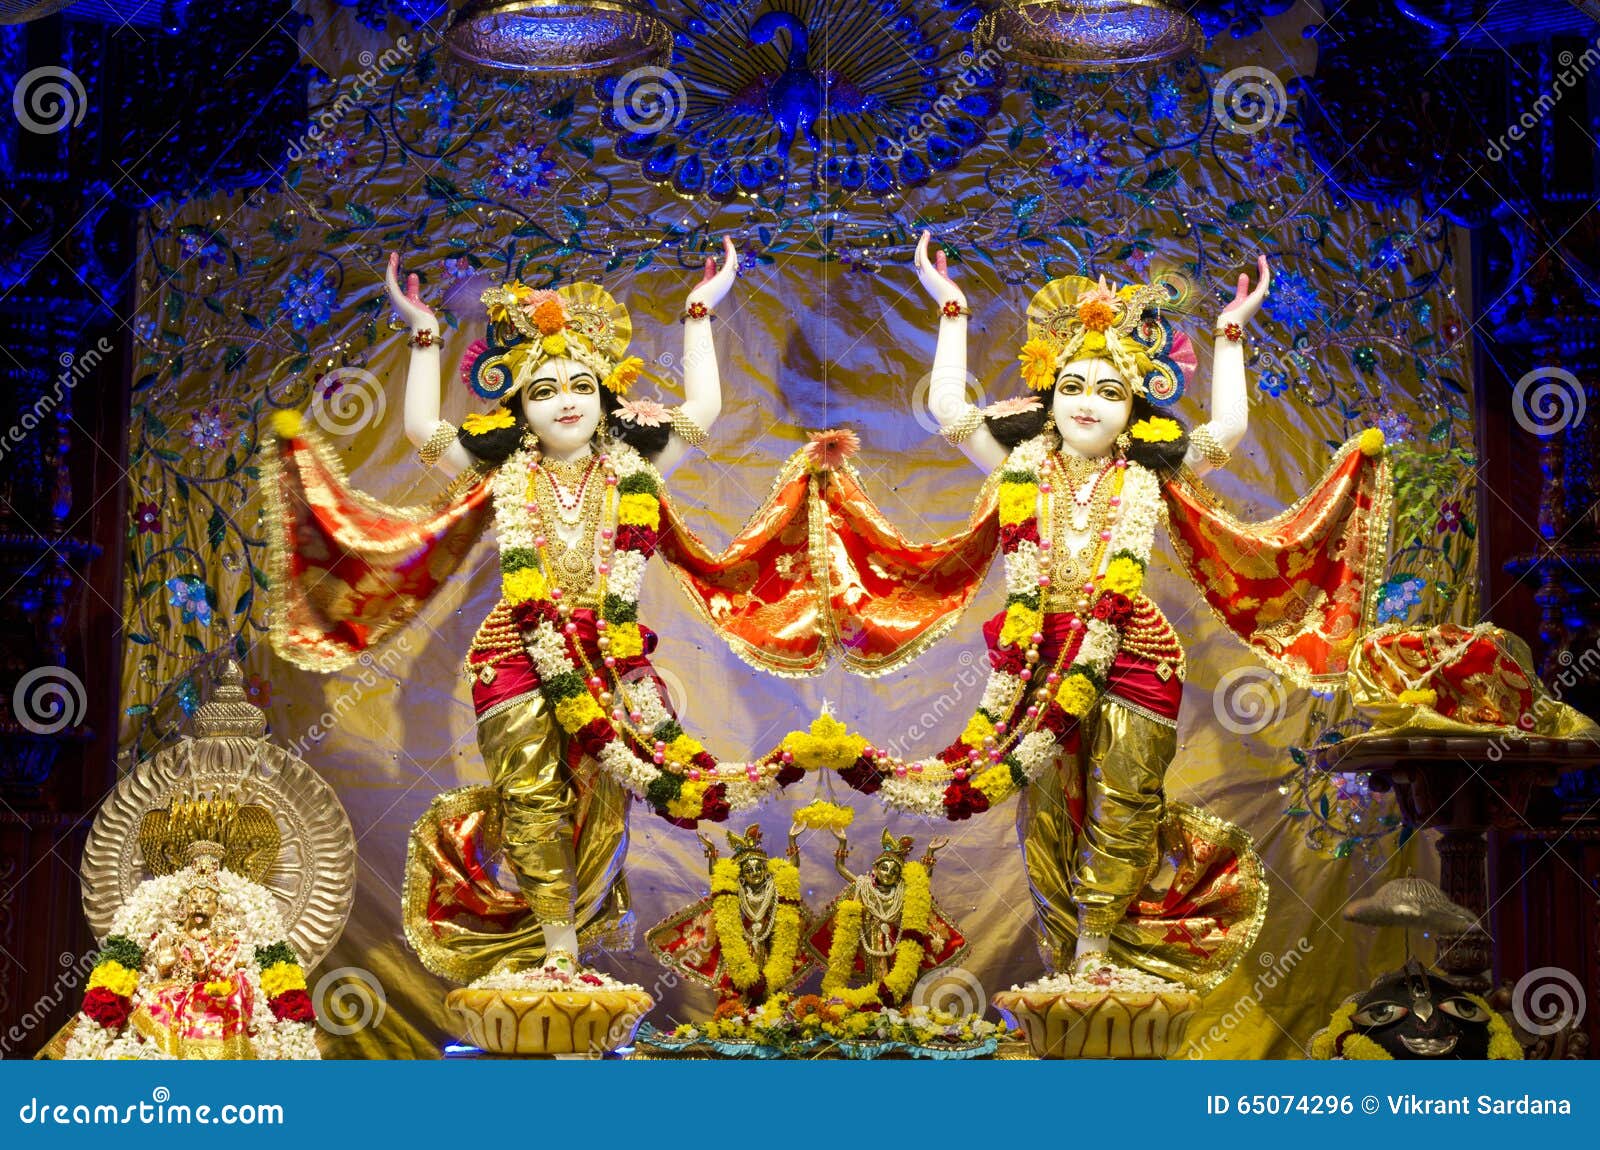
[872,856,903,890]
[1051,356,1134,460]
[521,356,602,457]
[1348,967,1493,1059]
[184,887,218,930]
[738,854,769,889]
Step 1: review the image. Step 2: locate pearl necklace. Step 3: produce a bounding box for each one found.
[854,872,906,957]
[739,877,778,945]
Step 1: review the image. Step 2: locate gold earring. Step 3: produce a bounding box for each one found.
[521,428,541,456]
[1115,431,1132,456]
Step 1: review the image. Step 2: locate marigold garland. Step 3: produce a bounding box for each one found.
[709,858,803,1001]
[784,434,1164,821]
[491,442,798,826]
[820,861,931,1008]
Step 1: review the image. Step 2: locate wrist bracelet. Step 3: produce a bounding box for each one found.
[680,301,713,323]
[667,407,710,449]
[418,419,457,466]
[938,403,984,446]
[1216,321,1244,343]
[940,300,972,320]
[1190,422,1231,468]
[408,327,438,349]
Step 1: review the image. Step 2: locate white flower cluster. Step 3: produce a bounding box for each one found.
[1013,964,1187,995]
[491,447,539,557]
[471,965,643,993]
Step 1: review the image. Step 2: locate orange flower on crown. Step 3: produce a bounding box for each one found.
[526,291,568,335]
[1075,278,1117,332]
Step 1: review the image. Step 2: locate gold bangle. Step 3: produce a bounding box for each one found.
[418,419,457,466]
[940,300,972,320]
[938,403,984,446]
[667,407,710,449]
[1190,422,1231,468]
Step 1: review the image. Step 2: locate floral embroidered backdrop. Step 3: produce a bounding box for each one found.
[119,1,1477,1056]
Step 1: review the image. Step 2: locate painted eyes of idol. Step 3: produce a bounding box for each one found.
[1055,373,1129,403]
[528,375,598,402]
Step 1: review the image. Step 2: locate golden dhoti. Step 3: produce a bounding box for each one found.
[1019,697,1174,948]
[403,607,637,983]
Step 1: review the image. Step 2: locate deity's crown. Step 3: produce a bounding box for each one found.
[462,280,644,404]
[726,824,766,861]
[138,791,280,884]
[876,828,914,864]
[1018,271,1197,406]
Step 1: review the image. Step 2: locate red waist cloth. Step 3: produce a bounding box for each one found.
[981,608,1181,723]
[469,606,660,717]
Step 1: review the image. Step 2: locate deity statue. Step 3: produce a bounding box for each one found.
[909,232,1277,982]
[807,828,966,1009]
[647,823,813,1006]
[265,239,848,988]
[751,231,1391,998]
[67,837,321,1060]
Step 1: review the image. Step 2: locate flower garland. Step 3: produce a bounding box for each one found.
[802,434,1165,820]
[792,800,855,832]
[820,861,931,1008]
[492,442,800,827]
[64,865,320,1061]
[710,857,803,1002]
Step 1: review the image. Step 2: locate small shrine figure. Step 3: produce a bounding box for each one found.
[67,836,321,1060]
[647,824,812,1006]
[808,828,966,1009]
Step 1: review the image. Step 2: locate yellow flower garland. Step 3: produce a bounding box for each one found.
[793,801,855,832]
[259,961,307,999]
[821,861,931,1008]
[710,858,803,998]
[87,960,139,999]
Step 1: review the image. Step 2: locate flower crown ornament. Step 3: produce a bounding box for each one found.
[1016,271,1199,405]
[462,279,649,404]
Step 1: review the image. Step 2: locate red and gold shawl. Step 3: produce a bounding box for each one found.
[265,417,1388,687]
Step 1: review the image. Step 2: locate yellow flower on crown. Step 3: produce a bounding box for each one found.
[605,355,644,397]
[1130,416,1181,443]
[1018,338,1059,392]
[541,332,568,357]
[462,409,515,435]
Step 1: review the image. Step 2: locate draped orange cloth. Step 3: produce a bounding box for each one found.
[265,420,1388,688]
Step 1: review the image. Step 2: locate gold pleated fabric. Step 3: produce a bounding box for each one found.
[401,690,633,985]
[1017,700,1267,993]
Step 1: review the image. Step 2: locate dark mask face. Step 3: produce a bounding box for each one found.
[1349,965,1492,1059]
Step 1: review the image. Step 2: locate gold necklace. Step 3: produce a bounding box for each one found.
[1046,454,1116,595]
[533,463,605,590]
